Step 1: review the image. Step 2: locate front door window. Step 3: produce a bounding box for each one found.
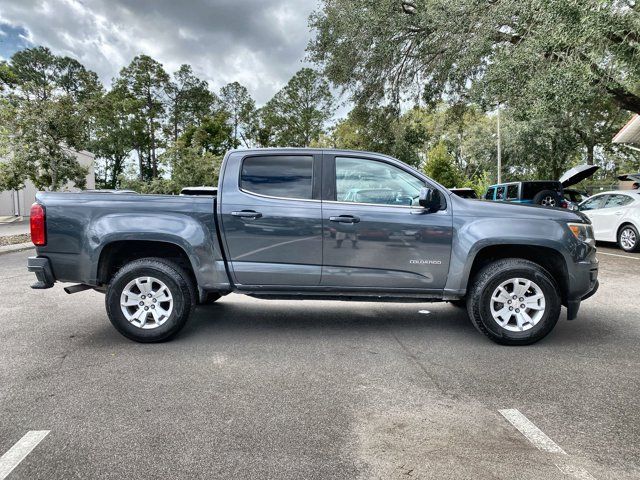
[335,157,424,206]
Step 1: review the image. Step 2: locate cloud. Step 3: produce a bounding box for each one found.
[0,0,319,104]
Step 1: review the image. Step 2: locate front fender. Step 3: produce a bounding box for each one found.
[444,217,584,294]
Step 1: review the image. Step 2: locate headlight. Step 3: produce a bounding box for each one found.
[568,223,594,245]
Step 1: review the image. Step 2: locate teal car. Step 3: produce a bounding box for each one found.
[484,181,565,207]
[485,165,599,209]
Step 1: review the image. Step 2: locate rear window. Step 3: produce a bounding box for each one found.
[521,182,562,200]
[241,155,313,200]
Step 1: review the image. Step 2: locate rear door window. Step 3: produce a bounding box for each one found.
[604,194,634,208]
[506,184,519,200]
[241,155,313,200]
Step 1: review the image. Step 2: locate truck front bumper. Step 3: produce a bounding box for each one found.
[566,258,599,320]
[28,256,55,289]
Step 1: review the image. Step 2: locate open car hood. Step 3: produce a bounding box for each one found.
[617,173,640,182]
[559,164,599,187]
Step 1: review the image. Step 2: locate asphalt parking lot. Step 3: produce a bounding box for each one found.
[1,245,639,479]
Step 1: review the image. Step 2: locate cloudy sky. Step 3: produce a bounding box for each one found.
[0,0,320,104]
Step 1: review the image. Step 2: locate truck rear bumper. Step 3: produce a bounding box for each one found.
[28,256,55,289]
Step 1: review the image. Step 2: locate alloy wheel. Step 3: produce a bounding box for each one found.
[489,278,546,332]
[620,228,637,250]
[120,276,173,329]
[540,196,556,207]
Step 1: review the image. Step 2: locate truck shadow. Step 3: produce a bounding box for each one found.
[181,299,479,341]
[179,297,612,348]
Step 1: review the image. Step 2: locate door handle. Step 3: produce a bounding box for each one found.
[614,211,623,216]
[329,215,360,224]
[231,210,262,219]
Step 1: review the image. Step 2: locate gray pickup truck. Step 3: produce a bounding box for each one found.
[27,148,599,345]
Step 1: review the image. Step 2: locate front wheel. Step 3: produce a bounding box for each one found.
[618,224,640,252]
[106,258,195,343]
[466,259,561,345]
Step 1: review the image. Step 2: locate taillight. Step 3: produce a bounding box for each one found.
[30,203,46,246]
[561,200,568,209]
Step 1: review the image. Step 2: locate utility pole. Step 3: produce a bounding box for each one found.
[497,105,502,184]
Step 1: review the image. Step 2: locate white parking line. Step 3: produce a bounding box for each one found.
[0,431,50,480]
[556,463,596,480]
[499,409,566,454]
[598,251,640,260]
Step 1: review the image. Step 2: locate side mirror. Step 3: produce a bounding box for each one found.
[418,187,441,211]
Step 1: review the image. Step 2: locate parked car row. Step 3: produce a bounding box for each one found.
[449,167,640,253]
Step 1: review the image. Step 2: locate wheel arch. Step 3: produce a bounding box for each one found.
[617,221,639,237]
[462,244,569,304]
[96,240,197,288]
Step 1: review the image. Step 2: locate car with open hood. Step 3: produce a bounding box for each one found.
[484,164,599,209]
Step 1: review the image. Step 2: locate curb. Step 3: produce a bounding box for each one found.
[0,242,34,255]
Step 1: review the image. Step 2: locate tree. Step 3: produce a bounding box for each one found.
[114,55,170,179]
[262,68,334,147]
[90,88,135,189]
[166,65,215,143]
[308,0,640,113]
[220,82,255,148]
[423,141,463,188]
[181,111,234,156]
[324,103,424,166]
[0,47,98,191]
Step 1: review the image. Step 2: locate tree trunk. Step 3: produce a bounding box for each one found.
[174,97,179,143]
[586,143,594,166]
[137,147,143,180]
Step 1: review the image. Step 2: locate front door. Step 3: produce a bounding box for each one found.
[580,194,610,239]
[321,154,453,290]
[220,153,323,286]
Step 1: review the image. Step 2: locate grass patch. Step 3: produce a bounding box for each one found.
[0,233,31,246]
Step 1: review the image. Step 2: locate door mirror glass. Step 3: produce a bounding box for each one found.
[419,187,440,211]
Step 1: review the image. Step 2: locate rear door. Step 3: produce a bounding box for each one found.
[600,194,635,238]
[320,153,453,290]
[219,152,323,286]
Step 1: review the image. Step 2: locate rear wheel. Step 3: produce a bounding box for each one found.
[467,259,561,345]
[106,258,195,342]
[618,224,640,252]
[533,190,561,207]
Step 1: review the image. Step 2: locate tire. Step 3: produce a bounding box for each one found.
[617,224,640,252]
[533,190,562,208]
[201,292,222,304]
[466,258,561,345]
[105,258,196,343]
